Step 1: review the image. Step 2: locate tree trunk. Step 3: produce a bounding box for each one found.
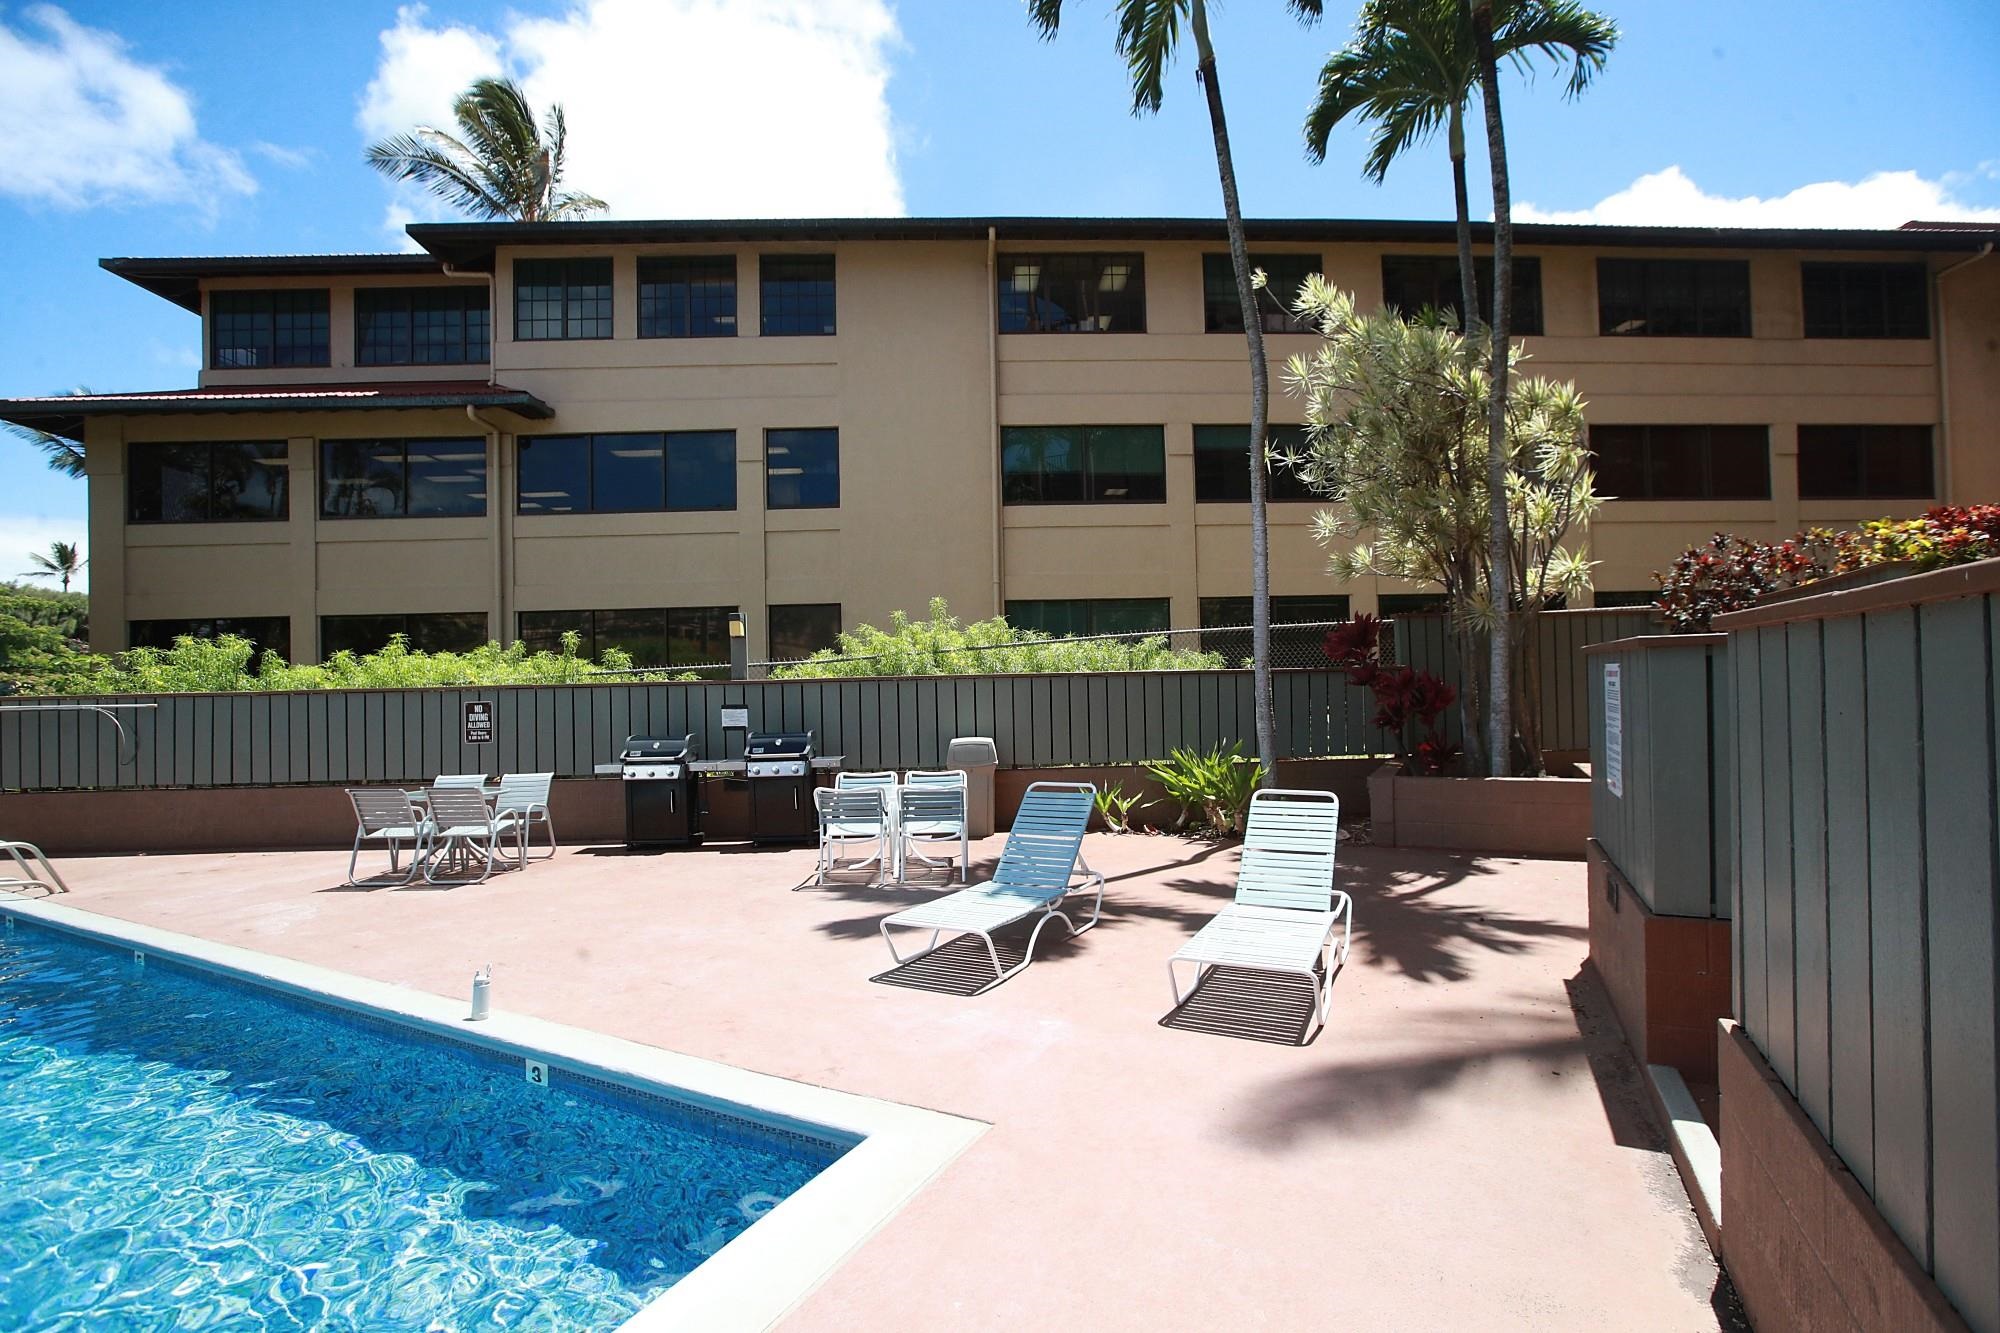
[1192,0,1277,786]
[1473,2,1513,778]
[1448,103,1478,338]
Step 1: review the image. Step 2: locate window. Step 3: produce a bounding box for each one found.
[1592,591,1660,609]
[639,257,737,338]
[765,428,839,509]
[1193,424,1317,502]
[128,441,289,523]
[515,432,735,514]
[1797,424,1934,500]
[1203,253,1321,333]
[768,604,842,661]
[209,290,329,368]
[129,617,291,663]
[1005,598,1171,638]
[1801,263,1928,339]
[999,254,1146,333]
[321,613,488,657]
[355,286,491,365]
[760,256,835,335]
[1380,255,1544,335]
[1591,424,1771,500]
[1378,593,1451,616]
[514,259,612,340]
[320,438,487,518]
[1597,259,1751,337]
[1001,425,1166,504]
[518,607,733,671]
[1198,595,1351,663]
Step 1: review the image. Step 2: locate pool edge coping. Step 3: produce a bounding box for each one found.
[0,897,988,1333]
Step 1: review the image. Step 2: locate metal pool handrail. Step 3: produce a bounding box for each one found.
[1,840,69,896]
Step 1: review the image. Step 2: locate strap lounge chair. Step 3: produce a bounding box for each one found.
[494,772,557,861]
[878,781,1100,993]
[421,785,520,884]
[345,788,432,886]
[1168,789,1351,1041]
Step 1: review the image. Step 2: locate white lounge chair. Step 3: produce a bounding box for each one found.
[345,788,431,886]
[494,772,557,861]
[421,785,520,884]
[811,787,892,886]
[1168,789,1351,1041]
[896,784,969,883]
[0,840,70,895]
[879,781,1100,992]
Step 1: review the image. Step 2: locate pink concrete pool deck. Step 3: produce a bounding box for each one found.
[38,834,1732,1330]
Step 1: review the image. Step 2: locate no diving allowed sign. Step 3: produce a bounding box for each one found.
[464,700,495,745]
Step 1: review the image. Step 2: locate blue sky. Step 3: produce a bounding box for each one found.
[2,0,1996,587]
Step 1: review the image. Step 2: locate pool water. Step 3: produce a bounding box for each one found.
[0,921,845,1330]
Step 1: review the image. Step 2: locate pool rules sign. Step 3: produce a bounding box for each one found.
[1602,663,1623,798]
[463,701,494,745]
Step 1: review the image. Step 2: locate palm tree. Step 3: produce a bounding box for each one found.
[3,386,92,478]
[365,77,606,222]
[1028,0,1324,785]
[23,541,84,594]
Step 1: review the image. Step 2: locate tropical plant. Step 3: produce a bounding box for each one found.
[1283,280,1598,768]
[1,389,89,478]
[0,581,87,639]
[0,595,106,694]
[769,599,1222,677]
[365,77,606,222]
[1145,742,1266,836]
[1322,613,1459,773]
[1093,782,1147,834]
[1029,0,1327,787]
[21,540,84,594]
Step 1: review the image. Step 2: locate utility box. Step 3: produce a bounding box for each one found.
[945,736,999,838]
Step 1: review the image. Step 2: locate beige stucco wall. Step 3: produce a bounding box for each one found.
[84,235,1996,659]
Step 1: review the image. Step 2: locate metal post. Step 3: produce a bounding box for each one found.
[728,610,748,680]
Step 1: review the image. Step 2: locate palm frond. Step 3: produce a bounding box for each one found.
[1116,0,1186,115]
[3,388,90,479]
[1303,48,1389,163]
[364,74,606,221]
[1362,94,1447,182]
[1026,0,1065,39]
[1495,0,1617,97]
[365,131,513,218]
[1287,0,1326,19]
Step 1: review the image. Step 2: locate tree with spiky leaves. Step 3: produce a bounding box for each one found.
[22,541,84,594]
[1028,0,1326,785]
[366,77,606,222]
[3,388,91,479]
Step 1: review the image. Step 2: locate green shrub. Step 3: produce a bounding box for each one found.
[1092,782,1147,834]
[769,598,1223,677]
[1144,743,1265,837]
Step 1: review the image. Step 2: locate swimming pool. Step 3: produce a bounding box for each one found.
[0,901,982,1330]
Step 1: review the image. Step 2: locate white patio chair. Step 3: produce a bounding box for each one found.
[433,773,490,789]
[421,785,520,884]
[494,772,556,861]
[810,787,892,887]
[1167,789,1351,1042]
[879,781,1100,993]
[345,788,432,886]
[0,840,70,896]
[903,768,966,788]
[836,770,900,793]
[896,784,969,883]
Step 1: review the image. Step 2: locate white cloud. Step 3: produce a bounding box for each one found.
[357,0,903,236]
[0,515,90,593]
[1517,165,2000,229]
[0,4,253,215]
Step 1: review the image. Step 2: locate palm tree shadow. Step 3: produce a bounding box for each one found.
[1339,850,1586,984]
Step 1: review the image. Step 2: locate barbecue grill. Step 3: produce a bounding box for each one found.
[743,729,817,843]
[620,734,700,847]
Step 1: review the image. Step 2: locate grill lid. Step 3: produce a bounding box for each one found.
[621,734,695,762]
[744,729,814,760]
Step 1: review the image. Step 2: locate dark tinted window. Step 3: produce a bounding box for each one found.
[1005,598,1171,637]
[517,607,733,670]
[1001,425,1165,504]
[514,259,612,340]
[1193,424,1316,502]
[760,256,835,335]
[639,257,737,338]
[768,603,842,661]
[1378,593,1451,616]
[321,612,487,657]
[1198,595,1351,663]
[999,254,1146,333]
[355,286,490,364]
[1597,259,1751,336]
[516,432,735,514]
[1592,424,1770,499]
[1592,591,1660,609]
[1797,424,1934,499]
[765,428,839,509]
[1801,263,1928,339]
[1380,255,1544,335]
[209,290,329,368]
[128,441,289,523]
[128,617,291,663]
[1204,253,1321,333]
[320,438,487,518]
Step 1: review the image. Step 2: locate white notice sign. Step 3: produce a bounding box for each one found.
[1603,663,1623,798]
[719,706,750,730]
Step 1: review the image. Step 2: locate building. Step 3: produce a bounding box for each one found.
[3,216,1995,668]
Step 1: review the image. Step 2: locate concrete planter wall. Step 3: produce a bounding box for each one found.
[1365,760,1589,859]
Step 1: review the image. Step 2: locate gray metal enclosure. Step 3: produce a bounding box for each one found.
[1725,576,2000,1331]
[1586,634,1733,918]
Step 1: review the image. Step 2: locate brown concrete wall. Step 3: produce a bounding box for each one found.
[1368,763,1590,858]
[1720,1020,1970,1332]
[995,757,1376,831]
[1587,840,1731,1082]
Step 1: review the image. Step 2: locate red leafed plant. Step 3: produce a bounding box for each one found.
[1323,614,1460,774]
